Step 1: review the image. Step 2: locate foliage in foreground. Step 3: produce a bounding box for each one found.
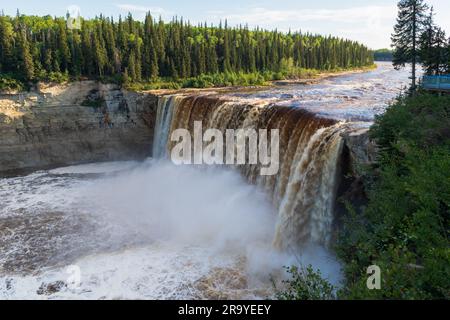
[274,265,336,300]
[337,93,450,299]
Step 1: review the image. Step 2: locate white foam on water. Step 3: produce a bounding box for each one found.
[1,64,410,300]
[1,244,240,300]
[49,161,141,175]
[0,161,343,300]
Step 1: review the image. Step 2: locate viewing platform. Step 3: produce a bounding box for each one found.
[422,75,450,92]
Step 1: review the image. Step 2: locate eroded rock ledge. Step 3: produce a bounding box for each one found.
[0,81,377,178]
[0,81,157,175]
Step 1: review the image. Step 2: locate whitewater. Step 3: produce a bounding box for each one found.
[0,62,410,299]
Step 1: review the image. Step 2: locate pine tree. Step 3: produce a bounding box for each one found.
[419,7,448,76]
[433,28,448,74]
[0,16,14,73]
[133,35,142,82]
[127,51,137,81]
[222,28,231,72]
[70,30,83,76]
[92,26,107,76]
[447,38,450,73]
[16,27,34,80]
[57,19,71,72]
[391,0,428,91]
[81,22,94,76]
[122,67,129,86]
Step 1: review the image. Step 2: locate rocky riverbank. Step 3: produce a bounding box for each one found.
[0,82,157,175]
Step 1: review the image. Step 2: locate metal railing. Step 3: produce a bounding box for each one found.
[422,75,450,91]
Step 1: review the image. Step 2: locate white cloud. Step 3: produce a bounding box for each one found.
[207,5,397,48]
[116,3,168,15]
[218,5,396,25]
[114,4,401,48]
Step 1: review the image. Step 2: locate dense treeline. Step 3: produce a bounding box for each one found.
[373,49,393,61]
[0,12,373,87]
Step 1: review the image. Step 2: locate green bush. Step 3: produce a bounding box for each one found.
[179,71,268,88]
[274,265,336,300]
[35,71,70,83]
[0,74,24,91]
[337,93,450,299]
[126,80,181,91]
[370,93,450,166]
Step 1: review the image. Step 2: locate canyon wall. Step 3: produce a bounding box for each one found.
[0,82,157,175]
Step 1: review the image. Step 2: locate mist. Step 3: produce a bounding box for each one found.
[79,160,342,285]
[83,160,276,251]
[0,159,343,299]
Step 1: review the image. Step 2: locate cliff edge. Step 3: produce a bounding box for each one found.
[0,82,157,175]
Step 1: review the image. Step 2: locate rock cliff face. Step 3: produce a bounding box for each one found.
[334,126,378,220]
[0,82,157,175]
[341,125,378,177]
[0,81,377,182]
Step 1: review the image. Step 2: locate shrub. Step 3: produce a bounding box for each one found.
[337,93,450,299]
[274,265,336,300]
[38,71,70,83]
[0,74,24,91]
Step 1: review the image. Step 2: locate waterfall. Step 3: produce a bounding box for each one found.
[152,96,178,158]
[152,94,347,250]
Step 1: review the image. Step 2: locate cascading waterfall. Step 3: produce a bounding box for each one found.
[152,96,178,158]
[152,94,348,250]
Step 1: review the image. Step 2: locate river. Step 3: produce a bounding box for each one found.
[0,62,410,299]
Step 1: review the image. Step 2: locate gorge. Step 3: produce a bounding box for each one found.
[0,62,410,299]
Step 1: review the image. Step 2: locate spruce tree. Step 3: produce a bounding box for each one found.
[431,28,449,75]
[391,0,428,90]
[127,51,137,81]
[447,38,450,73]
[57,19,71,72]
[122,67,129,86]
[419,7,448,76]
[0,16,14,73]
[16,27,34,81]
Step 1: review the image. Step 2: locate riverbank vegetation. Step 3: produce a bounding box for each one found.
[0,12,374,91]
[337,92,450,299]
[126,62,376,90]
[274,265,336,300]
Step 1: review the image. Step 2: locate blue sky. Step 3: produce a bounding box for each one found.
[1,0,449,49]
